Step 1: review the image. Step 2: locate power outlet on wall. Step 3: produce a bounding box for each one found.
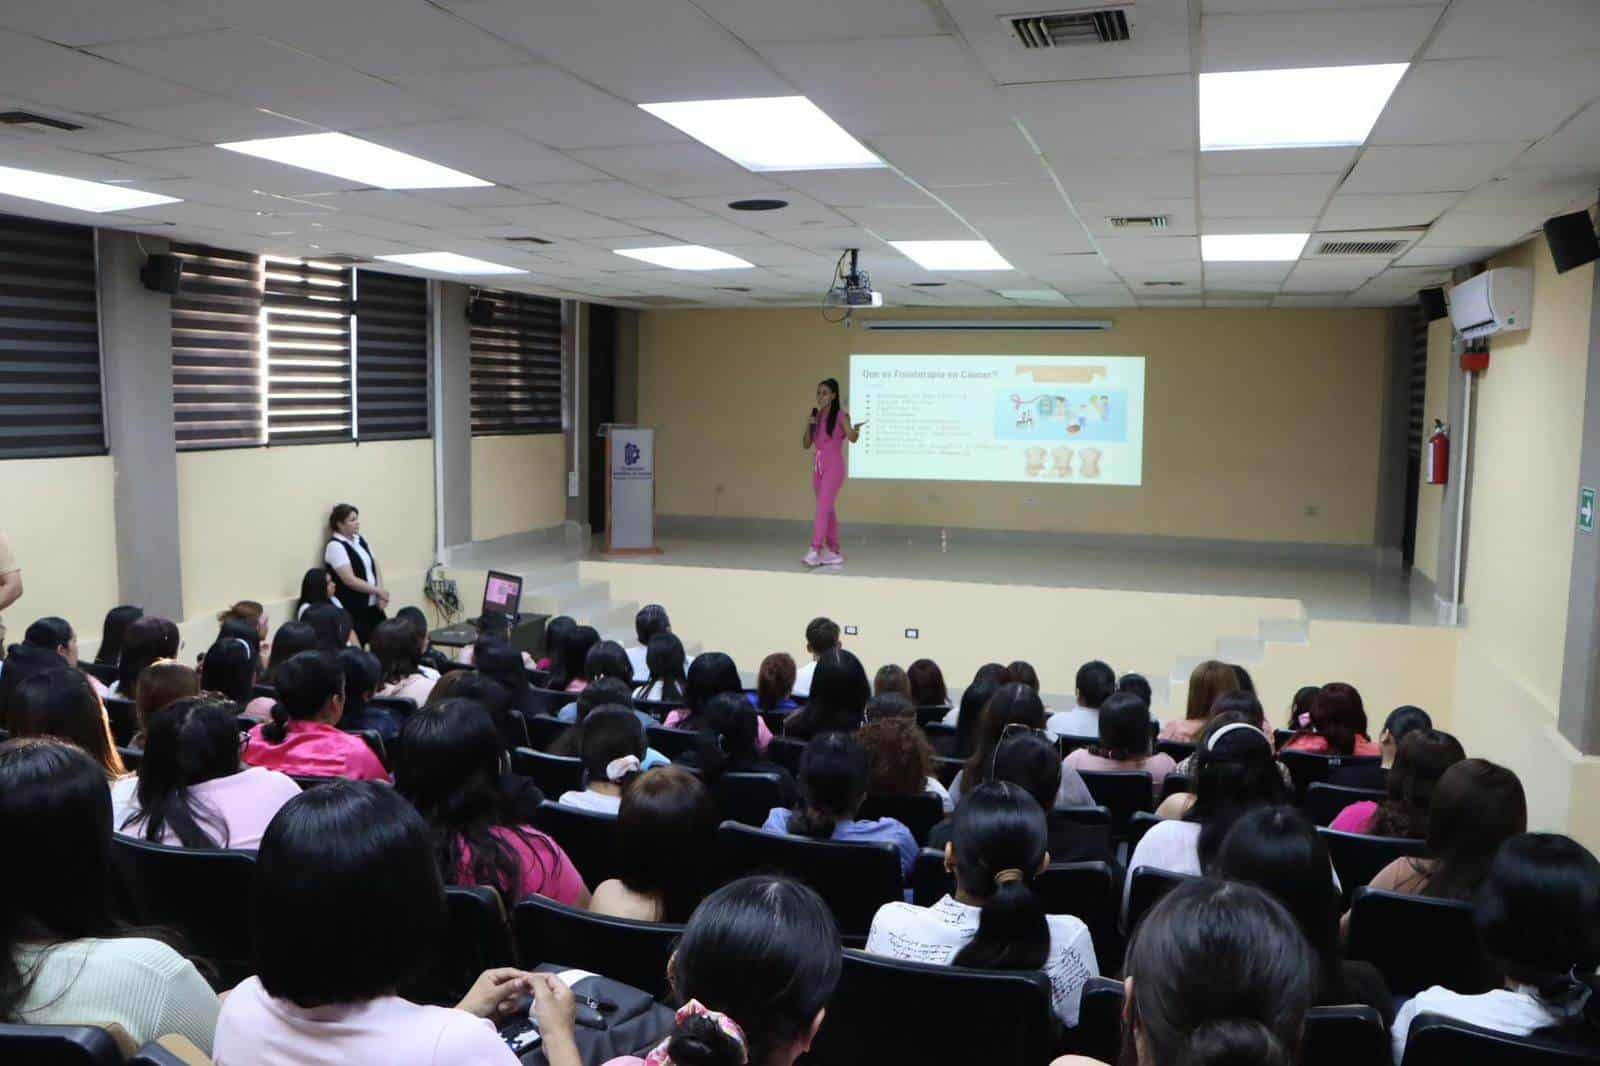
[905,628,919,639]
[567,472,580,498]
[843,625,859,636]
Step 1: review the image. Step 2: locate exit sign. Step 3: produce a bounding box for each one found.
[1581,487,1596,533]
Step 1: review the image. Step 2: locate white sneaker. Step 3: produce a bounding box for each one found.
[802,547,822,567]
[818,549,844,566]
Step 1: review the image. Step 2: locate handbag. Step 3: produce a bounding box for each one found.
[503,965,674,1065]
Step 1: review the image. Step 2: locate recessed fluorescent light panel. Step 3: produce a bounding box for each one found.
[1199,64,1408,151]
[639,96,882,172]
[614,245,754,270]
[999,289,1070,304]
[1201,233,1310,262]
[375,252,525,275]
[0,164,180,213]
[216,132,491,189]
[891,241,1014,271]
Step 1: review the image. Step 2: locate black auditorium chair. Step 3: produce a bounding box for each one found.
[511,747,584,797]
[1158,772,1193,802]
[767,736,807,775]
[711,771,786,827]
[1154,739,1196,762]
[635,698,682,721]
[1400,1013,1600,1066]
[109,836,257,991]
[526,687,573,717]
[1037,861,1122,971]
[1078,771,1154,839]
[932,755,965,787]
[103,695,138,747]
[1126,811,1162,851]
[1071,977,1128,1064]
[1317,827,1425,906]
[758,710,789,737]
[1346,888,1493,997]
[79,661,118,687]
[524,714,571,752]
[915,705,953,729]
[403,885,516,1007]
[1047,806,1116,864]
[1055,733,1098,755]
[921,721,958,757]
[910,848,952,907]
[859,791,944,845]
[512,894,684,1001]
[717,822,901,941]
[0,1024,124,1066]
[1280,750,1381,802]
[250,682,276,701]
[532,801,620,888]
[126,1037,211,1066]
[117,745,143,771]
[1124,867,1198,936]
[366,695,417,723]
[806,950,1055,1066]
[645,724,698,761]
[1303,782,1386,827]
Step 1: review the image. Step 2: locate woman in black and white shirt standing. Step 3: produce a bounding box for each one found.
[324,504,388,646]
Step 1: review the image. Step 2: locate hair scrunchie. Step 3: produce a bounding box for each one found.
[605,754,642,783]
[994,868,1025,886]
[643,999,749,1065]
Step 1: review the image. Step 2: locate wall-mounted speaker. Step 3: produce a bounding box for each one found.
[139,253,182,295]
[1418,286,1448,322]
[466,297,496,326]
[1544,210,1599,275]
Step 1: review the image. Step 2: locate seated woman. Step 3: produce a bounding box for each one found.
[534,615,575,673]
[783,649,870,739]
[590,766,719,923]
[1329,704,1433,790]
[214,782,532,1064]
[555,641,634,721]
[1156,659,1240,744]
[1329,729,1464,836]
[867,782,1099,1028]
[1064,691,1177,798]
[632,632,688,704]
[683,692,798,808]
[132,659,200,745]
[473,640,543,719]
[667,652,776,753]
[1171,695,1294,789]
[9,668,126,779]
[1280,682,1381,757]
[392,606,447,677]
[114,697,300,850]
[760,732,918,881]
[749,651,799,714]
[1006,660,1041,692]
[873,663,911,699]
[534,875,842,1066]
[109,615,181,698]
[1211,806,1392,1023]
[296,566,338,620]
[302,602,356,652]
[0,738,220,1051]
[907,657,948,712]
[949,683,1093,809]
[547,625,600,694]
[370,618,438,707]
[199,635,258,705]
[334,646,403,741]
[242,621,318,723]
[1392,833,1600,1062]
[396,706,588,908]
[243,651,388,782]
[1363,757,1527,900]
[857,707,951,812]
[949,670,1002,749]
[558,707,647,815]
[94,604,144,667]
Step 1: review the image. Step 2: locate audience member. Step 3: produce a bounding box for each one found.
[667,651,749,731]
[783,648,869,739]
[762,732,917,880]
[9,669,125,778]
[302,601,355,652]
[559,707,646,814]
[215,782,530,1064]
[535,615,575,673]
[750,650,799,712]
[296,567,337,620]
[335,646,399,741]
[873,662,911,699]
[1158,659,1240,743]
[474,640,541,719]
[1285,684,1319,732]
[869,782,1097,1026]
[1363,757,1527,900]
[858,712,951,811]
[371,618,438,707]
[1065,691,1176,797]
[1328,704,1432,790]
[0,738,220,1051]
[459,613,532,670]
[217,600,269,646]
[634,631,687,703]
[396,706,588,907]
[394,605,448,676]
[114,697,299,850]
[133,659,201,743]
[1045,659,1116,739]
[1281,682,1379,756]
[1329,729,1464,836]
[242,621,318,722]
[94,604,144,666]
[791,616,840,698]
[953,683,1093,808]
[1,616,88,717]
[113,617,181,699]
[951,671,1003,756]
[534,876,841,1066]
[590,766,719,923]
[907,657,948,710]
[430,694,546,824]
[1232,664,1256,694]
[1171,696,1293,790]
[243,651,387,782]
[684,691,796,806]
[551,678,657,754]
[548,625,600,693]
[576,641,634,708]
[628,604,671,680]
[1391,833,1600,1062]
[200,634,258,704]
[1116,672,1152,707]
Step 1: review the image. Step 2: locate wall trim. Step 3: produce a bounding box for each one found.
[443,521,588,566]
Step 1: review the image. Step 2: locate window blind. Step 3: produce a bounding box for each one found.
[171,243,264,451]
[263,256,353,444]
[469,290,562,436]
[0,213,104,459]
[354,270,429,440]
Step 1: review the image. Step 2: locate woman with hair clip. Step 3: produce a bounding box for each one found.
[370,617,438,706]
[396,705,588,907]
[199,635,258,704]
[635,632,689,704]
[761,731,917,881]
[591,766,720,923]
[1053,879,1315,1066]
[324,502,389,646]
[867,782,1099,1027]
[1392,832,1600,1061]
[799,376,864,569]
[114,697,300,850]
[1281,682,1380,756]
[949,683,1093,808]
[783,648,869,739]
[242,650,388,782]
[534,875,844,1066]
[684,692,797,807]
[558,707,648,815]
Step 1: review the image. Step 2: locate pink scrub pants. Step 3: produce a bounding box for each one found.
[811,459,844,552]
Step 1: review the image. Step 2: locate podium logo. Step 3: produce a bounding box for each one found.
[624,441,641,466]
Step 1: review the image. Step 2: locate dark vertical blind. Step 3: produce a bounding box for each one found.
[354,270,429,440]
[171,243,264,451]
[0,214,104,459]
[263,257,352,444]
[470,290,562,435]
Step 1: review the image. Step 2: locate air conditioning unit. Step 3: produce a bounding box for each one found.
[1448,267,1532,341]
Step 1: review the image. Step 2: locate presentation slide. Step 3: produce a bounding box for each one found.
[848,354,1146,486]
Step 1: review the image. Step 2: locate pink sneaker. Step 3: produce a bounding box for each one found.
[818,549,844,566]
[802,547,822,567]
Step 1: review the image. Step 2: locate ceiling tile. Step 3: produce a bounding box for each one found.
[0,140,178,182]
[870,127,1043,187]
[1370,55,1600,146]
[692,0,942,43]
[1426,0,1600,60]
[353,121,606,186]
[1272,294,1350,308]
[1451,172,1598,216]
[0,119,186,155]
[1098,235,1202,264]
[522,180,702,220]
[565,143,753,197]
[1510,101,1600,181]
[843,205,972,240]
[1205,261,1294,284]
[0,29,201,113]
[1393,243,1500,267]
[1014,76,1198,158]
[935,183,1071,222]
[0,0,227,47]
[634,216,766,246]
[1202,215,1319,234]
[1341,142,1532,194]
[685,190,850,229]
[1200,172,1340,216]
[1200,147,1360,176]
[106,145,366,195]
[976,217,1097,254]
[100,99,317,143]
[1281,260,1383,293]
[1200,5,1444,71]
[468,203,656,240]
[1003,253,1120,285]
[775,168,936,208]
[1053,152,1197,202]
[1320,192,1462,229]
[1422,210,1544,246]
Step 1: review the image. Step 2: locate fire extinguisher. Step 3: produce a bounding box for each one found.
[1426,419,1450,485]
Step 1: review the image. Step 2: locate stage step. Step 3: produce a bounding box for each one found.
[1166,609,1311,715]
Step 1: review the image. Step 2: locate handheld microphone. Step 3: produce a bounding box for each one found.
[810,407,818,419]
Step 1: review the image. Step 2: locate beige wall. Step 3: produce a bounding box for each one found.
[471,434,568,541]
[638,307,1392,545]
[0,456,119,637]
[1411,317,1454,585]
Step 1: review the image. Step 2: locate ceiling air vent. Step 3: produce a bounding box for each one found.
[1108,214,1168,230]
[1006,6,1134,48]
[1316,238,1408,256]
[0,110,83,132]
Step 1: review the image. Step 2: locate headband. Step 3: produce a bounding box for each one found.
[232,638,253,656]
[1205,722,1271,752]
[995,868,1025,886]
[605,755,641,783]
[644,1000,749,1066]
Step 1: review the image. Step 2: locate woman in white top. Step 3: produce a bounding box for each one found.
[325,503,389,647]
[556,707,644,816]
[1391,832,1600,1063]
[369,618,437,707]
[114,697,301,851]
[0,737,220,1052]
[867,782,1098,1028]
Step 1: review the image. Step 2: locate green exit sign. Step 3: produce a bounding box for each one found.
[1581,487,1596,534]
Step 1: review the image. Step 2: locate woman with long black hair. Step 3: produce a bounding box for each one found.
[800,377,864,568]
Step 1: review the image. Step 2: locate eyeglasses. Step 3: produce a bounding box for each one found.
[990,722,1051,781]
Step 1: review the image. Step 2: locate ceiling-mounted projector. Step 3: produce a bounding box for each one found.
[825,248,883,311]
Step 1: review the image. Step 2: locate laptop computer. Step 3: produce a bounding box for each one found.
[481,570,523,622]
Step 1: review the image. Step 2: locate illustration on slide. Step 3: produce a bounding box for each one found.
[998,388,1127,443]
[1079,447,1103,480]
[1050,446,1074,478]
[1024,446,1047,478]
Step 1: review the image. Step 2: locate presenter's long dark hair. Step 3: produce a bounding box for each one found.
[819,377,840,437]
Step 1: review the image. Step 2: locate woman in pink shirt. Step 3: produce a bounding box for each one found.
[114,697,300,850]
[800,377,863,568]
[242,651,388,783]
[214,782,532,1065]
[1328,728,1464,836]
[396,705,589,908]
[1280,682,1382,758]
[1064,691,1176,799]
[664,652,774,752]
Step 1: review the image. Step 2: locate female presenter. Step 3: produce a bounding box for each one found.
[800,377,865,568]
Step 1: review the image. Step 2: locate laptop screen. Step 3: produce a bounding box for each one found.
[482,571,523,618]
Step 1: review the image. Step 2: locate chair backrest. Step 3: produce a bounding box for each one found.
[806,950,1055,1066]
[126,1035,212,1066]
[526,687,573,716]
[768,735,807,775]
[1304,782,1387,827]
[920,721,958,756]
[1158,772,1194,802]
[932,755,965,786]
[1126,810,1162,851]
[1280,750,1381,800]
[1154,739,1196,762]
[1036,861,1122,971]
[916,704,952,728]
[859,791,944,845]
[635,698,682,721]
[1346,887,1493,998]
[80,660,118,686]
[1078,770,1154,836]
[250,682,276,701]
[1046,806,1116,864]
[510,747,584,797]
[646,724,698,761]
[524,714,571,751]
[103,694,138,747]
[117,745,143,771]
[910,847,951,907]
[402,885,515,1007]
[1073,977,1128,1066]
[1317,827,1426,906]
[711,771,786,827]
[717,821,901,938]
[1055,733,1098,755]
[0,1025,124,1066]
[512,894,684,1001]
[1125,866,1200,937]
[109,836,258,991]
[531,801,619,889]
[1401,1013,1600,1066]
